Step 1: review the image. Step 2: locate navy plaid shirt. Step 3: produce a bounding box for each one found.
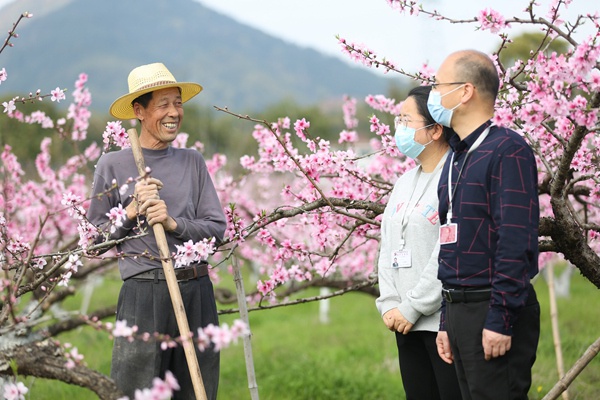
[437,121,539,335]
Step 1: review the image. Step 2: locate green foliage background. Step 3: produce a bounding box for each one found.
[19,266,600,400]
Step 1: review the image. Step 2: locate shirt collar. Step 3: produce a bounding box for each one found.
[449,120,493,152]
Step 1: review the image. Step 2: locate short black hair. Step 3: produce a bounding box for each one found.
[131,86,183,109]
[131,91,153,109]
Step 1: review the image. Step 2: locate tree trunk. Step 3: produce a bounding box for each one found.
[0,339,123,400]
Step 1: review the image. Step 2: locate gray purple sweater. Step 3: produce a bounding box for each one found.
[87,146,226,280]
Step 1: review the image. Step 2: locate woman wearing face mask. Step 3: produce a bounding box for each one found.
[376,85,461,400]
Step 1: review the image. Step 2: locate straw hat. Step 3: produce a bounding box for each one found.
[109,62,203,120]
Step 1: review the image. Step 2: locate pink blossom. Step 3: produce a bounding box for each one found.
[173,237,215,268]
[230,319,250,338]
[75,73,88,89]
[386,0,420,15]
[0,67,7,83]
[3,381,28,400]
[126,371,180,400]
[342,96,358,129]
[150,376,174,399]
[133,388,154,400]
[207,324,233,352]
[65,346,84,369]
[112,319,135,338]
[196,327,211,352]
[103,121,129,149]
[477,8,508,33]
[270,265,289,284]
[205,153,227,176]
[590,69,600,90]
[163,371,180,391]
[58,271,73,287]
[338,130,358,144]
[65,253,82,273]
[293,118,310,140]
[171,132,189,148]
[3,99,16,114]
[51,87,66,102]
[418,62,435,80]
[257,279,275,296]
[106,204,127,233]
[34,258,47,269]
[492,107,515,127]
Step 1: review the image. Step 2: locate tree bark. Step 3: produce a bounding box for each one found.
[0,339,123,400]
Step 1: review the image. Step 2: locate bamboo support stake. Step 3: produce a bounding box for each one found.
[127,128,207,400]
[547,263,569,400]
[232,256,259,400]
[542,336,600,400]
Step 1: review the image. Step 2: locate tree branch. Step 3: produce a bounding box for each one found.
[0,339,123,400]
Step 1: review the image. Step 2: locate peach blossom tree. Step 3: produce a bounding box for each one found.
[0,1,598,398]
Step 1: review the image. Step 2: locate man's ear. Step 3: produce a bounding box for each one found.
[461,83,476,104]
[133,103,144,121]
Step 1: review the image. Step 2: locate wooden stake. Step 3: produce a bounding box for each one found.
[232,256,260,400]
[127,128,207,400]
[547,262,569,400]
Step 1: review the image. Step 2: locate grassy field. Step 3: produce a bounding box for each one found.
[21,266,600,399]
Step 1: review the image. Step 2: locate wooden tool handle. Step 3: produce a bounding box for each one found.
[127,129,207,400]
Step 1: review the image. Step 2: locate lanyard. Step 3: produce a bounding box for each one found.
[446,126,492,221]
[396,151,449,248]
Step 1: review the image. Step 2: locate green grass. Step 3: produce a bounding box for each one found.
[528,269,600,399]
[20,266,600,399]
[217,292,402,400]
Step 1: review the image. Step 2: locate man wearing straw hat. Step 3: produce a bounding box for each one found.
[88,62,226,399]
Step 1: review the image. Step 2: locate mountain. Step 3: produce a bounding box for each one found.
[0,0,399,115]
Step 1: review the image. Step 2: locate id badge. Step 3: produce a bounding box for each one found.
[392,249,412,268]
[439,223,458,245]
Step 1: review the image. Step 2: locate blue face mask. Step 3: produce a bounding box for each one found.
[394,124,434,159]
[426,84,465,127]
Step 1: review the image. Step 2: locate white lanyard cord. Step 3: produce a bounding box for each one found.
[397,151,449,246]
[447,126,492,221]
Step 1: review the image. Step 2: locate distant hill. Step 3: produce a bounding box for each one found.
[0,0,400,115]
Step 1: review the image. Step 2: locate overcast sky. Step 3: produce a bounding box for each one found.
[194,0,596,74]
[1,0,596,75]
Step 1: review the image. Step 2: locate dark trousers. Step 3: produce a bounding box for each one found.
[395,330,462,400]
[446,285,540,400]
[111,275,220,400]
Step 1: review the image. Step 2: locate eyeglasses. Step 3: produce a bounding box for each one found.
[394,116,429,130]
[430,81,467,90]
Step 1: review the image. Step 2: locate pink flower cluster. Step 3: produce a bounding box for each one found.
[109,318,249,354]
[212,105,407,300]
[1,7,599,395]
[117,371,180,400]
[173,237,216,268]
[66,73,92,141]
[477,8,508,33]
[3,381,28,400]
[63,343,85,369]
[337,36,397,74]
[197,320,250,351]
[102,120,129,149]
[0,74,102,309]
[106,203,127,234]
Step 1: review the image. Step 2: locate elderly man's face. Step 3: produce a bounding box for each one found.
[134,87,183,149]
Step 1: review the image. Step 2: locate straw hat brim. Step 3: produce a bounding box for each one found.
[109,82,203,120]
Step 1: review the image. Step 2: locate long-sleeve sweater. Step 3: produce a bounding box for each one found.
[437,121,539,335]
[87,146,226,280]
[376,162,445,332]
